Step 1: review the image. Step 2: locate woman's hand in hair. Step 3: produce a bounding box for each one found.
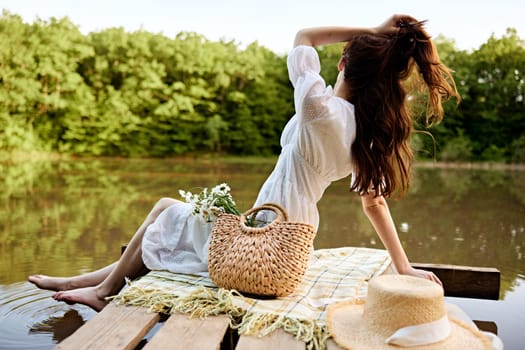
[375,14,418,35]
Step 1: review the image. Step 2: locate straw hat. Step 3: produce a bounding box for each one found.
[326,274,493,350]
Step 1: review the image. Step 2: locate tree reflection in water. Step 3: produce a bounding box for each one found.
[29,309,86,343]
[0,158,523,349]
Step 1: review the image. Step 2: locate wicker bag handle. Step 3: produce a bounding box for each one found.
[239,203,289,233]
[257,202,289,221]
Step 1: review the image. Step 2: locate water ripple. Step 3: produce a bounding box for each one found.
[0,282,96,350]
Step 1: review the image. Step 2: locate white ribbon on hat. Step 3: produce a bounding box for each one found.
[385,303,504,350]
[385,315,451,347]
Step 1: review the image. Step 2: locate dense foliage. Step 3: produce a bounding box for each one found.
[0,11,293,157]
[0,11,524,161]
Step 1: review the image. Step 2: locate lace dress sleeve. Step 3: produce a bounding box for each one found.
[287,45,330,121]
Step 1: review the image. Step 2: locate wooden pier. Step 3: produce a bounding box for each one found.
[53,262,500,350]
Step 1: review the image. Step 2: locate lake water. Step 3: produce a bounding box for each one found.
[0,157,524,350]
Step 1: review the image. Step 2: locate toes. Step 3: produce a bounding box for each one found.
[28,275,42,283]
[53,292,76,305]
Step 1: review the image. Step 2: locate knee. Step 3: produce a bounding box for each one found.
[152,197,178,214]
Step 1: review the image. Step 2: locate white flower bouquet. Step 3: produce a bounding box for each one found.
[179,183,242,223]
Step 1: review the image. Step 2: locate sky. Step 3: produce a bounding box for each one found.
[2,0,524,54]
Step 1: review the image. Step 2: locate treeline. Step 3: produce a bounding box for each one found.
[0,11,293,156]
[0,11,524,161]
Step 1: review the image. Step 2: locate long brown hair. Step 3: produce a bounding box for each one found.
[345,20,460,197]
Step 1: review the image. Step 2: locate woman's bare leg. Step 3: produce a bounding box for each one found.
[32,197,179,311]
[28,263,117,291]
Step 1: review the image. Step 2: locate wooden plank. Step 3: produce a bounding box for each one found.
[411,263,500,300]
[474,320,498,335]
[55,303,160,350]
[144,314,230,350]
[236,329,305,350]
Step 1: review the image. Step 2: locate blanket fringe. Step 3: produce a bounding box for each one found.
[110,285,244,318]
[235,311,328,350]
[110,285,328,350]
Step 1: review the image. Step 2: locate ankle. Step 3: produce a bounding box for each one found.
[95,283,123,300]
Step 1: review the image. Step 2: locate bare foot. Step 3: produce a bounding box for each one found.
[28,275,75,292]
[53,286,109,312]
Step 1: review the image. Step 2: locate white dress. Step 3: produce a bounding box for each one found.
[141,45,357,276]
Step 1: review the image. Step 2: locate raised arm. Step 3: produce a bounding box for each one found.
[293,14,418,48]
[360,193,442,285]
[293,26,375,47]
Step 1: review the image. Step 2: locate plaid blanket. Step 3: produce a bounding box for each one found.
[113,247,391,349]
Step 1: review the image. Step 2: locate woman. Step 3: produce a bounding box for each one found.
[29,14,459,311]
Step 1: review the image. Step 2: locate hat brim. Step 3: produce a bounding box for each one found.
[326,301,492,350]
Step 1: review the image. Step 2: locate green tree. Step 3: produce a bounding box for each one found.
[1,11,524,162]
[446,29,525,161]
[0,11,95,152]
[317,43,343,87]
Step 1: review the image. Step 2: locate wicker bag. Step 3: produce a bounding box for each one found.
[208,203,315,297]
